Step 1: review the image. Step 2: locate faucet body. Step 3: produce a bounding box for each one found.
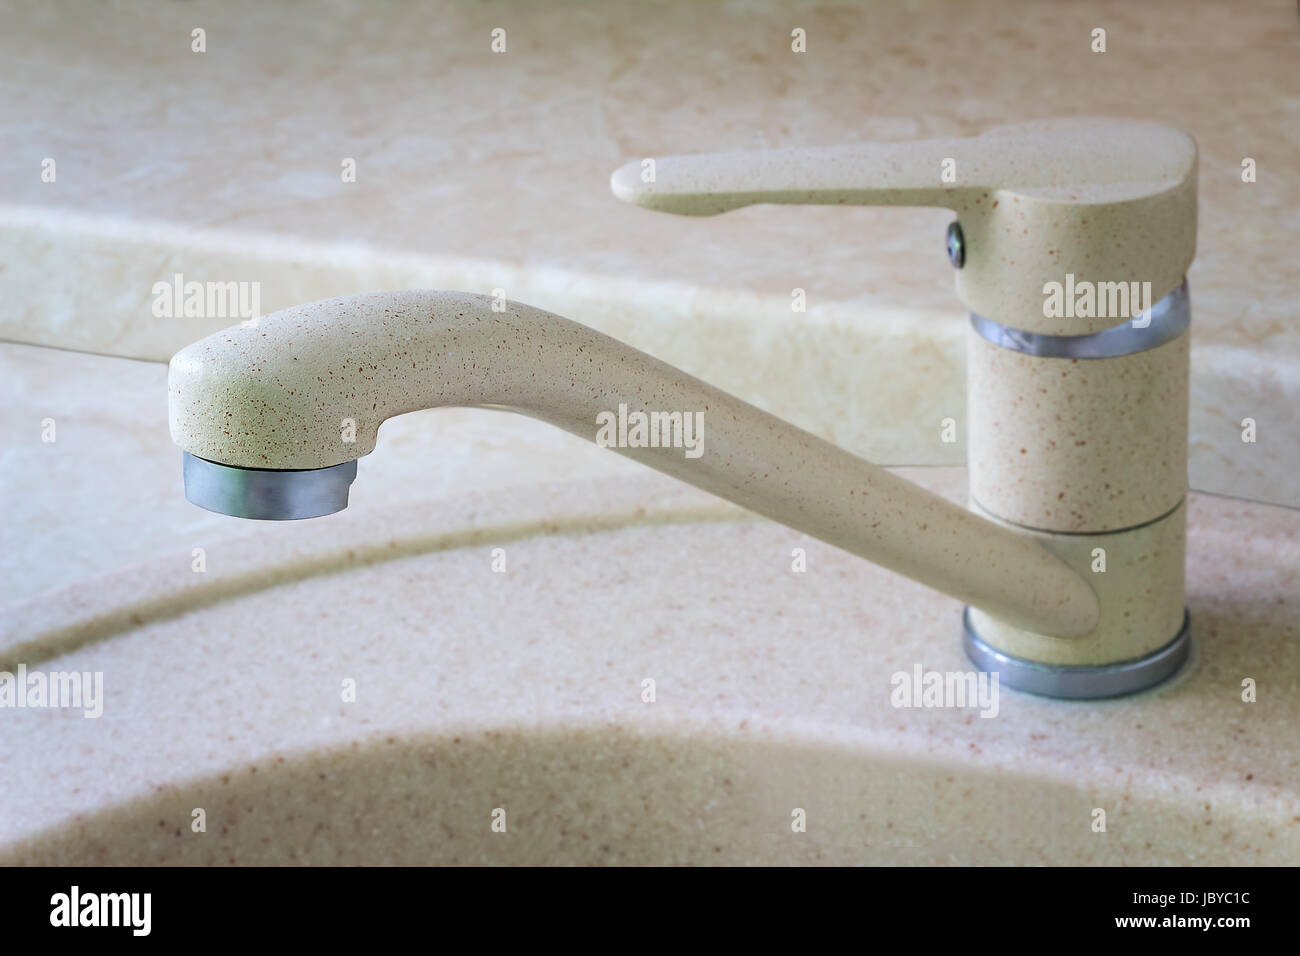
[606,117,1197,696]
[170,119,1197,698]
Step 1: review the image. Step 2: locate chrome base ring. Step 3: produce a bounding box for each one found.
[962,608,1191,700]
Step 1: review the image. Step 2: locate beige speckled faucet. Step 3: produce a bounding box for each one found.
[169,119,1197,698]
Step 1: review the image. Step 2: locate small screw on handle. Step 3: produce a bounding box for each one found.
[946,222,965,269]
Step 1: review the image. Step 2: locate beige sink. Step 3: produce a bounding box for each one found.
[2,343,1296,864]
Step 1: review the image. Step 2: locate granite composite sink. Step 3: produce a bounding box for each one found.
[3,0,1298,868]
[2,345,1296,864]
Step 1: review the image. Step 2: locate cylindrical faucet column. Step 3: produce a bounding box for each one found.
[962,282,1193,697]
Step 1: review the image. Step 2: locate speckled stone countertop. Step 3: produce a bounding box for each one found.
[0,0,1296,506]
[1,343,1297,864]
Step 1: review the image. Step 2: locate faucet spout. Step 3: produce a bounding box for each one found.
[169,290,1100,639]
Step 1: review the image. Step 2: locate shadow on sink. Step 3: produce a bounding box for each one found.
[5,719,1292,866]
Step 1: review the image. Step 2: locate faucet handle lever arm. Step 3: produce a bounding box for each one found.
[611,119,1196,215]
[610,119,1198,329]
[610,138,976,215]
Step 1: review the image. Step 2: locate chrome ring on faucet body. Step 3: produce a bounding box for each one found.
[970,280,1189,358]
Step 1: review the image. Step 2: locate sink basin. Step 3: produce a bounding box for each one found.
[3,461,1297,865]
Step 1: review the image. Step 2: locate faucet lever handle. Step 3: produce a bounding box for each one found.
[610,118,1194,216]
[610,118,1197,332]
[610,137,971,215]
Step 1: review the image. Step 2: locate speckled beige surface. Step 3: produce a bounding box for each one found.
[169,291,1098,638]
[613,118,1197,333]
[2,464,1297,865]
[0,0,1295,508]
[969,502,1187,667]
[4,343,1299,864]
[969,327,1190,532]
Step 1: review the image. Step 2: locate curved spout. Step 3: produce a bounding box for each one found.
[169,290,1100,638]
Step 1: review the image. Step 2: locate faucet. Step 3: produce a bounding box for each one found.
[169,119,1196,699]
